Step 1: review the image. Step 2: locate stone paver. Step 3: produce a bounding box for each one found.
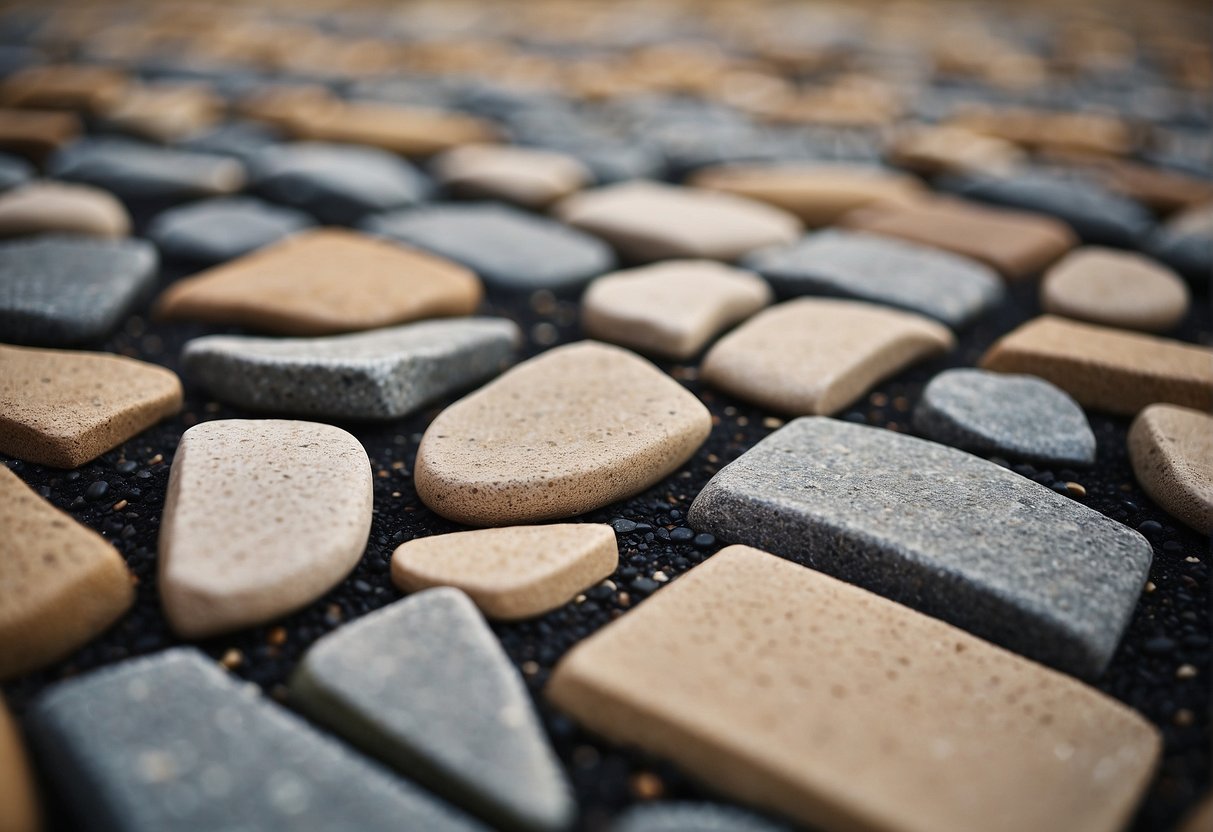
[0,107,80,165]
[415,341,711,526]
[183,318,520,420]
[0,345,182,467]
[1129,404,1213,534]
[159,419,373,638]
[291,588,574,832]
[392,524,618,620]
[27,648,486,832]
[50,137,245,201]
[981,315,1213,415]
[1041,248,1189,333]
[0,181,130,239]
[0,694,40,832]
[886,125,1025,177]
[581,261,772,359]
[548,545,1160,832]
[0,64,127,111]
[177,120,282,164]
[701,299,953,416]
[687,418,1153,677]
[146,196,313,264]
[156,228,482,336]
[285,101,498,157]
[914,369,1096,466]
[612,803,789,832]
[433,144,591,208]
[95,82,223,143]
[0,466,134,679]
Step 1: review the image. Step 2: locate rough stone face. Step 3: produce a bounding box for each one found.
[687,418,1153,677]
[742,230,1004,328]
[0,235,157,346]
[1040,247,1189,333]
[146,196,313,264]
[415,341,711,526]
[159,419,373,639]
[0,181,130,239]
[0,695,40,832]
[913,368,1096,466]
[182,318,520,420]
[547,545,1161,832]
[612,803,790,832]
[291,588,575,832]
[27,648,486,832]
[1129,404,1213,534]
[49,137,245,201]
[432,143,591,208]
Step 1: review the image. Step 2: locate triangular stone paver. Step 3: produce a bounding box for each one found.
[1129,404,1213,535]
[156,228,482,336]
[0,181,130,239]
[433,144,591,209]
[1040,247,1189,333]
[0,465,134,679]
[612,803,790,832]
[50,137,245,201]
[291,588,575,832]
[548,545,1160,832]
[146,196,314,264]
[27,648,486,832]
[0,695,40,832]
[701,298,953,416]
[687,418,1152,677]
[391,524,618,620]
[415,341,711,526]
[182,318,520,420]
[0,344,182,468]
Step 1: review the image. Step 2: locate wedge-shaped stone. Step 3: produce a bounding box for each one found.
[1041,247,1189,333]
[548,545,1160,832]
[687,418,1152,676]
[183,318,520,420]
[0,181,130,239]
[292,588,574,832]
[392,524,618,620]
[702,299,953,416]
[433,144,591,209]
[27,649,485,832]
[156,228,482,336]
[159,419,373,638]
[1129,404,1213,534]
[415,341,711,526]
[980,315,1213,415]
[581,261,772,360]
[743,230,1003,328]
[0,345,182,467]
[0,466,134,679]
[613,803,789,832]
[554,181,801,262]
[146,196,313,264]
[50,137,245,201]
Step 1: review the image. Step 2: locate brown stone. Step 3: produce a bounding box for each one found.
[1128,404,1213,534]
[0,108,81,166]
[947,106,1136,157]
[432,144,590,209]
[95,83,224,143]
[0,694,40,832]
[0,182,130,239]
[1041,247,1189,332]
[286,101,498,157]
[887,125,1026,177]
[0,64,127,112]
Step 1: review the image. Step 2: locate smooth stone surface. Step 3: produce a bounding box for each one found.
[743,230,1003,329]
[1147,203,1213,285]
[0,64,127,111]
[0,181,130,239]
[415,341,711,526]
[886,125,1026,177]
[1129,404,1213,535]
[0,236,156,345]
[548,545,1161,832]
[1041,247,1189,333]
[701,299,953,416]
[0,345,182,467]
[49,137,245,201]
[686,418,1153,677]
[612,804,789,832]
[159,419,373,638]
[291,588,574,832]
[391,524,618,620]
[913,368,1096,465]
[981,315,1213,416]
[554,181,802,263]
[250,142,431,225]
[0,152,33,191]
[285,101,498,157]
[364,203,615,293]
[156,228,482,336]
[177,120,282,163]
[183,318,520,420]
[95,82,223,143]
[581,261,772,360]
[146,196,312,264]
[27,648,485,832]
[0,694,41,832]
[433,144,591,208]
[0,466,134,679]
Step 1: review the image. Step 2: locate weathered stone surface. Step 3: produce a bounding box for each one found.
[146,196,313,264]
[292,588,574,832]
[0,694,40,832]
[612,803,789,832]
[182,318,520,420]
[159,419,373,639]
[1129,404,1213,534]
[433,144,591,208]
[687,418,1153,677]
[1040,247,1189,333]
[50,137,245,201]
[548,545,1160,832]
[0,181,130,239]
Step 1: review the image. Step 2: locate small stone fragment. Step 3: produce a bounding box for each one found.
[146,196,313,264]
[612,803,790,832]
[0,181,130,239]
[0,694,40,832]
[1128,404,1213,534]
[1040,247,1189,333]
[50,137,245,202]
[433,143,591,208]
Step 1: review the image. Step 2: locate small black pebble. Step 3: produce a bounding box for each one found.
[1138,520,1163,538]
[669,527,695,543]
[610,518,638,534]
[693,533,715,548]
[115,460,138,474]
[631,577,660,596]
[1143,636,1177,655]
[85,480,110,501]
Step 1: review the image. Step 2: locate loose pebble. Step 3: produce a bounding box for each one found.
[146,196,313,264]
[0,181,130,239]
[1041,247,1190,332]
[1128,404,1213,534]
[433,143,591,208]
[50,137,245,201]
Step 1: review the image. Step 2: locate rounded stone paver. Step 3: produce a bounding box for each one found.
[0,181,130,239]
[0,694,40,832]
[285,101,498,158]
[887,125,1026,177]
[0,108,80,166]
[432,143,591,209]
[1041,247,1190,333]
[1129,404,1213,535]
[146,196,314,264]
[50,137,245,201]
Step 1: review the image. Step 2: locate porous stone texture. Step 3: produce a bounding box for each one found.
[701,298,953,416]
[612,803,790,832]
[50,137,245,201]
[0,694,40,832]
[391,524,618,620]
[686,418,1153,677]
[27,648,486,832]
[291,588,574,832]
[0,181,130,239]
[1129,404,1213,535]
[415,341,711,526]
[146,196,313,264]
[547,545,1161,832]
[1041,247,1190,332]
[433,143,591,208]
[980,315,1213,415]
[156,228,482,336]
[742,230,1003,328]
[0,466,134,680]
[364,203,615,293]
[158,419,373,639]
[0,235,156,345]
[581,261,772,360]
[913,368,1096,466]
[0,344,182,468]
